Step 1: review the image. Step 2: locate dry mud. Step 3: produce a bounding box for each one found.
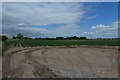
[2,46,119,78]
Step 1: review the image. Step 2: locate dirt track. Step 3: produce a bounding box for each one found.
[2,46,119,78]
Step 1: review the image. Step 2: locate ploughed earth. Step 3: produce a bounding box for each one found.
[2,46,119,78]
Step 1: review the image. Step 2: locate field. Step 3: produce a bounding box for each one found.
[2,39,119,78]
[17,39,120,47]
[2,39,17,55]
[2,46,118,78]
[0,41,2,56]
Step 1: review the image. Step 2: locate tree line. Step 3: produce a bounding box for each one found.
[13,34,87,40]
[35,36,87,40]
[1,34,87,40]
[1,34,120,41]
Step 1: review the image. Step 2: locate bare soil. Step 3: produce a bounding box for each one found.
[2,46,119,78]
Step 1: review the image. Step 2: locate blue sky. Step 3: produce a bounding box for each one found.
[80,2,118,31]
[2,2,119,38]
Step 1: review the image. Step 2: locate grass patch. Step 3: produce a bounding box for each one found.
[0,41,2,56]
[2,39,18,56]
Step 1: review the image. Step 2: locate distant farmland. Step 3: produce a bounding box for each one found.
[15,39,120,47]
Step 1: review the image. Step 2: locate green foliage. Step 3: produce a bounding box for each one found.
[0,41,2,56]
[2,41,9,55]
[33,36,87,40]
[79,37,87,40]
[12,36,16,39]
[2,39,18,56]
[56,37,64,40]
[16,34,24,39]
[19,39,120,47]
[1,35,8,41]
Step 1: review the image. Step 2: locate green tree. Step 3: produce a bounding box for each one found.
[2,35,8,41]
[12,36,16,39]
[56,37,64,40]
[79,37,87,40]
[16,34,24,39]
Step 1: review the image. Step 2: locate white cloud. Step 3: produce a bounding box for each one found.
[79,21,119,38]
[83,32,94,34]
[2,0,119,2]
[92,24,110,30]
[91,21,119,38]
[87,15,97,20]
[3,2,84,25]
[92,22,118,32]
[0,2,2,34]
[2,2,118,38]
[2,2,84,37]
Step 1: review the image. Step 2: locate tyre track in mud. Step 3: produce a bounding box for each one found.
[3,47,62,78]
[2,46,118,78]
[2,48,37,78]
[24,48,62,78]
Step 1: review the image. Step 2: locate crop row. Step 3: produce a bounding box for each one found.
[17,39,120,47]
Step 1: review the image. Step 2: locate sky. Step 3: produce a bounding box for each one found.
[1,0,119,2]
[2,2,119,38]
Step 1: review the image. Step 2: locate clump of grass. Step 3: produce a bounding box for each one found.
[2,41,9,56]
[0,41,2,56]
[2,39,19,56]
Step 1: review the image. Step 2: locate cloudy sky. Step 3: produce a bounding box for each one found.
[2,2,119,38]
[1,0,119,2]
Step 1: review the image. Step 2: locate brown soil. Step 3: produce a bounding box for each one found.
[2,46,119,78]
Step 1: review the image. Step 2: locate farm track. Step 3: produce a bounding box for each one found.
[24,49,61,78]
[3,48,36,78]
[2,47,63,78]
[2,46,119,78]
